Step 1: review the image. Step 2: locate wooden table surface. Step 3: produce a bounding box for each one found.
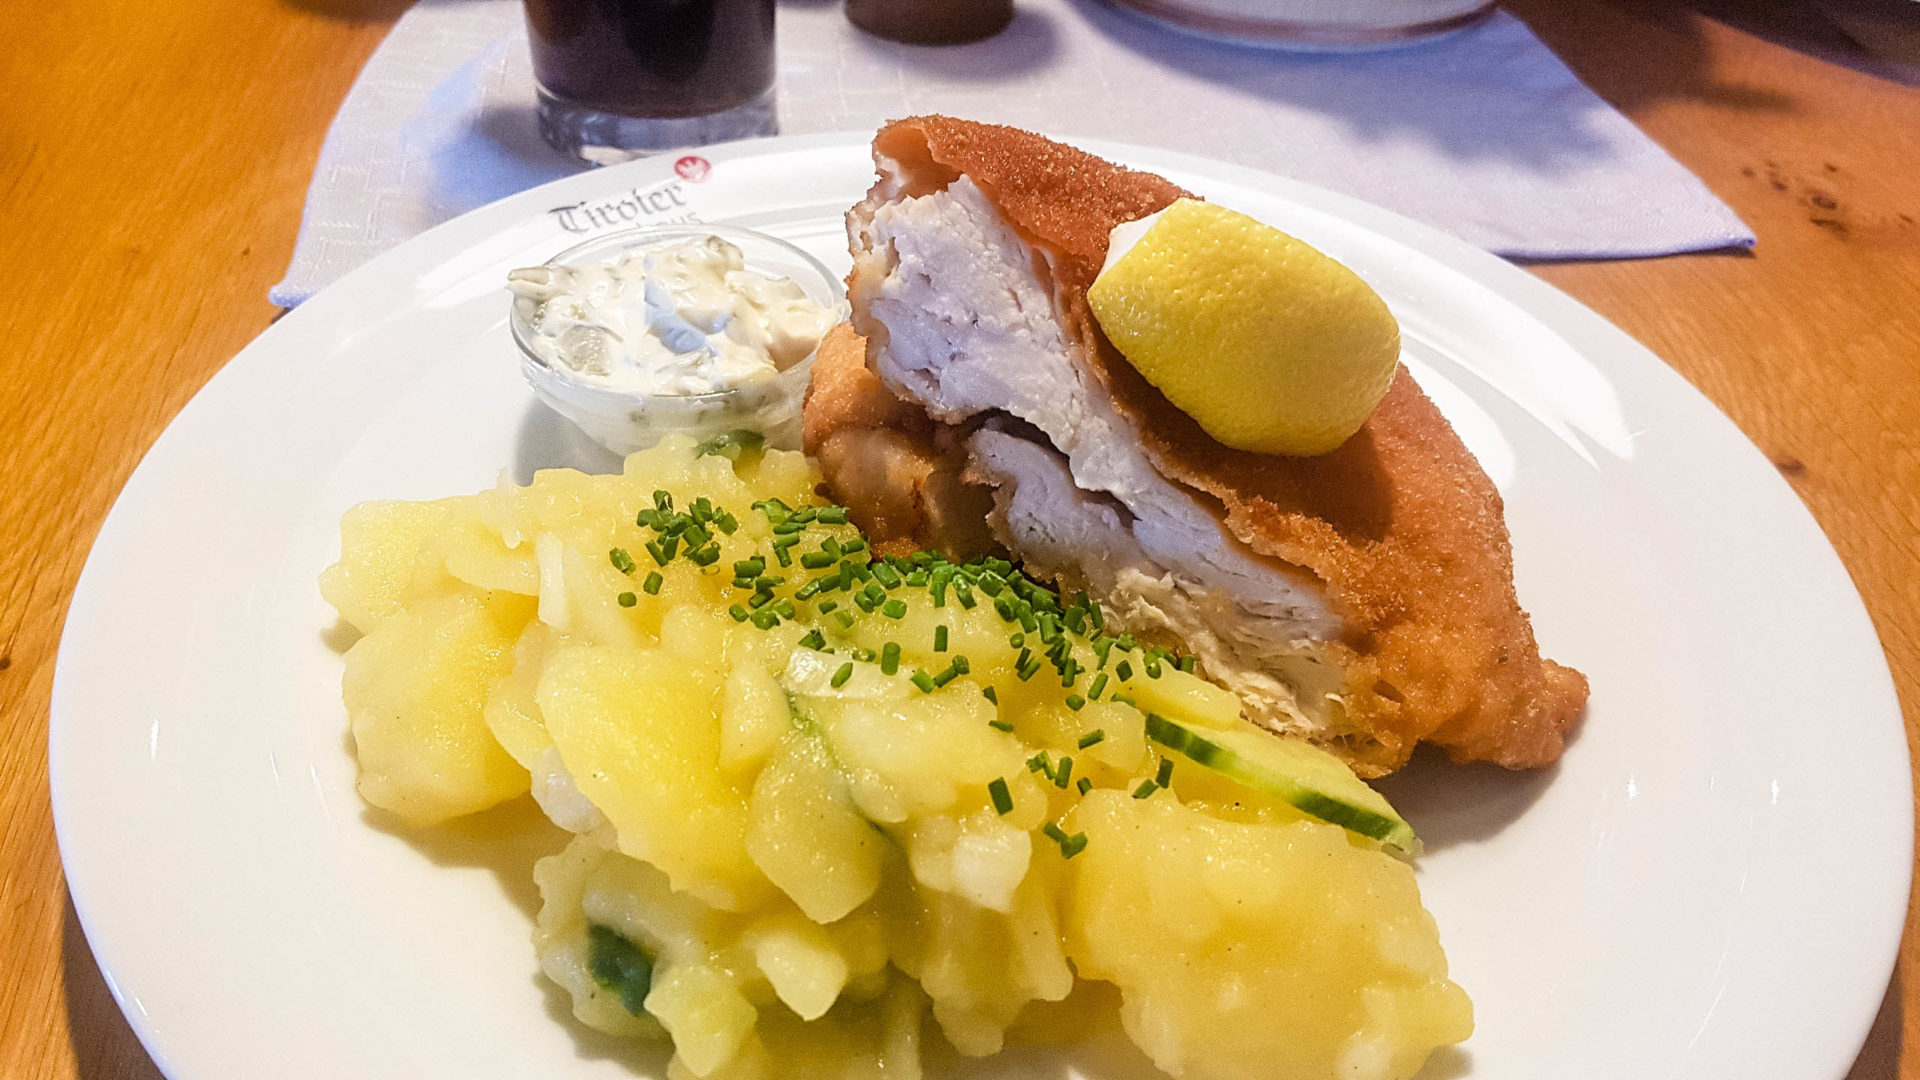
[3,0,1916,1076]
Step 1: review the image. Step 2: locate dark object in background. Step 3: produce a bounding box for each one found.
[524,0,777,163]
[846,0,1013,44]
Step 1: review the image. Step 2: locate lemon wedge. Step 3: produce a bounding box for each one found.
[1087,199,1400,457]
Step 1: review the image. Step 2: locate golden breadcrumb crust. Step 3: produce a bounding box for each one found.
[856,116,1586,774]
[803,324,998,560]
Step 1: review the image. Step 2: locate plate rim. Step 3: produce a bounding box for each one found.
[50,128,1912,1080]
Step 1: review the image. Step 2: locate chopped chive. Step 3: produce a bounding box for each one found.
[882,599,908,619]
[872,563,902,588]
[821,537,842,559]
[609,548,636,574]
[1060,833,1088,859]
[1133,780,1158,799]
[1077,729,1105,749]
[1178,655,1196,673]
[733,576,757,590]
[617,592,637,607]
[790,507,818,524]
[1028,753,1054,779]
[1111,693,1136,708]
[1095,638,1114,668]
[1115,660,1134,682]
[854,592,878,614]
[993,595,1017,622]
[818,507,849,524]
[1017,657,1042,682]
[911,670,937,693]
[748,591,774,609]
[645,540,670,566]
[1009,632,1026,648]
[643,572,663,595]
[951,654,970,675]
[773,599,796,619]
[933,625,949,652]
[1043,822,1069,844]
[988,778,1014,815]
[729,604,750,622]
[1145,659,1163,678]
[831,663,855,688]
[1066,694,1086,711]
[653,490,673,511]
[1018,610,1039,633]
[772,520,805,535]
[835,611,856,629]
[1089,604,1104,631]
[816,599,838,615]
[1156,757,1174,787]
[754,575,785,591]
[1054,756,1074,788]
[681,524,711,550]
[750,608,780,630]
[690,544,721,567]
[989,718,1014,732]
[1087,673,1109,700]
[840,537,867,555]
[954,580,976,609]
[800,551,836,569]
[982,686,1000,705]
[931,664,959,688]
[734,558,765,577]
[1077,777,1093,795]
[799,629,827,650]
[881,642,901,676]
[714,513,738,534]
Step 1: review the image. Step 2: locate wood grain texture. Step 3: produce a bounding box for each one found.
[0,0,1913,1077]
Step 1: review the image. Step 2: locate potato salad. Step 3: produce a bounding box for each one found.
[320,435,1471,1080]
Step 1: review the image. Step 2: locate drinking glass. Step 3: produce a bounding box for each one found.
[523,0,777,164]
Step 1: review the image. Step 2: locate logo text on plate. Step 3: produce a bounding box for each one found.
[549,181,695,235]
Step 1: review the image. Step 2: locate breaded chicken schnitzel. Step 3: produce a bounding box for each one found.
[807,117,1586,776]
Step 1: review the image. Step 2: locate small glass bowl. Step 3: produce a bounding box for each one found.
[508,223,846,456]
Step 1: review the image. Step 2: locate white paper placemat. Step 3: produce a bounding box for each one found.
[271,0,1754,306]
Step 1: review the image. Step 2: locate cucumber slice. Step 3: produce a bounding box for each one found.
[1144,713,1418,853]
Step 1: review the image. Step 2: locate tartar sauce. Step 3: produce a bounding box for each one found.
[508,235,836,396]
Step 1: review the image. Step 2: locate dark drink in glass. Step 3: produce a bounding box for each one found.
[524,0,777,164]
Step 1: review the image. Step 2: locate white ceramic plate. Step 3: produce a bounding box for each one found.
[52,133,1909,1080]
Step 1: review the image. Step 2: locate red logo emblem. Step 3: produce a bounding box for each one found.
[674,155,712,182]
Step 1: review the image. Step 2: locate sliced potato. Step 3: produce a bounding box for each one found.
[321,498,464,633]
[745,733,884,924]
[1064,792,1471,1080]
[539,644,767,910]
[342,589,533,824]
